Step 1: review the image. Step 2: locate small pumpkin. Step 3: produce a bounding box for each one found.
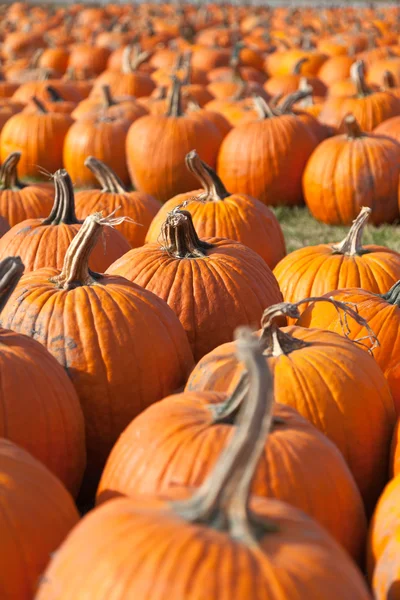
[107,209,283,361]
[273,206,400,317]
[0,438,79,600]
[303,114,400,225]
[186,300,396,513]
[0,168,131,272]
[145,150,286,269]
[71,84,148,122]
[75,156,160,248]
[0,213,194,486]
[35,330,371,600]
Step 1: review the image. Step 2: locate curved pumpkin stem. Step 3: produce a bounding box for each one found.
[0,256,24,314]
[185,150,229,202]
[350,60,371,97]
[166,76,184,117]
[279,86,312,114]
[332,206,371,255]
[101,85,115,108]
[31,96,48,114]
[382,70,396,90]
[42,169,79,226]
[84,156,127,194]
[380,280,400,305]
[161,209,213,258]
[46,85,64,103]
[171,327,277,545]
[343,114,364,139]
[253,95,276,119]
[292,57,309,75]
[0,152,25,190]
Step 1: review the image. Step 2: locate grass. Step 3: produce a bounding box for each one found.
[272,206,400,254]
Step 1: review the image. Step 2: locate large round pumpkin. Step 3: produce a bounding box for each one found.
[0,214,194,487]
[273,206,400,317]
[217,95,317,206]
[0,438,79,600]
[75,156,160,248]
[303,115,400,225]
[107,209,283,361]
[0,168,131,272]
[186,301,396,513]
[0,256,86,496]
[126,77,223,202]
[145,150,286,269]
[35,331,371,600]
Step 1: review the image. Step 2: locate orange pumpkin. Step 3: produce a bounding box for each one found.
[35,330,371,600]
[146,150,286,269]
[186,301,396,513]
[126,77,222,202]
[0,168,131,272]
[0,438,79,600]
[0,213,194,486]
[75,156,160,247]
[303,114,400,225]
[372,526,400,599]
[0,256,86,496]
[107,208,283,361]
[0,151,54,226]
[71,84,148,122]
[273,207,400,317]
[217,96,317,206]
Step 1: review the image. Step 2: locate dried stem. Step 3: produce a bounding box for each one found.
[84,156,127,194]
[185,150,229,202]
[332,206,371,255]
[161,209,213,258]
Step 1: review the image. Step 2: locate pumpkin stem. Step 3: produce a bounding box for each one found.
[161,208,213,258]
[42,169,79,226]
[297,77,314,107]
[350,60,371,97]
[380,280,400,306]
[253,95,276,119]
[185,150,229,202]
[84,156,127,194]
[31,96,48,114]
[181,51,193,86]
[343,114,364,139]
[0,257,24,315]
[382,70,396,89]
[121,45,134,74]
[0,152,25,190]
[171,327,277,545]
[279,86,313,113]
[166,76,184,117]
[292,57,309,75]
[101,84,115,108]
[46,85,64,103]
[332,206,371,255]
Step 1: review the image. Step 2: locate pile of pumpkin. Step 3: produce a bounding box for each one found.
[3,2,400,599]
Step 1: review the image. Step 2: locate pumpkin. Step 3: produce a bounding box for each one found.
[68,44,110,78]
[0,168,131,272]
[0,151,54,226]
[71,84,148,122]
[273,206,400,317]
[372,527,400,599]
[22,85,77,115]
[35,330,371,600]
[0,438,79,600]
[319,60,400,131]
[374,114,400,144]
[186,300,396,513]
[107,208,283,361]
[368,56,400,87]
[0,98,73,180]
[317,54,354,86]
[126,77,222,202]
[145,150,286,269]
[303,114,400,225]
[217,96,317,206]
[264,57,327,98]
[98,349,367,563]
[185,101,232,137]
[0,213,194,487]
[63,113,131,188]
[204,95,260,126]
[0,256,85,496]
[75,156,160,248]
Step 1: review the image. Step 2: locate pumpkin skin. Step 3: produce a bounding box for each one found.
[298,284,400,415]
[0,98,73,180]
[217,97,317,206]
[145,151,286,269]
[372,529,400,600]
[75,157,161,248]
[0,169,131,272]
[0,152,54,227]
[107,210,283,361]
[35,495,371,600]
[98,394,367,563]
[126,79,223,202]
[0,215,194,484]
[273,207,400,318]
[303,115,400,225]
[374,115,400,145]
[186,325,395,513]
[0,438,79,600]
[63,114,132,188]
